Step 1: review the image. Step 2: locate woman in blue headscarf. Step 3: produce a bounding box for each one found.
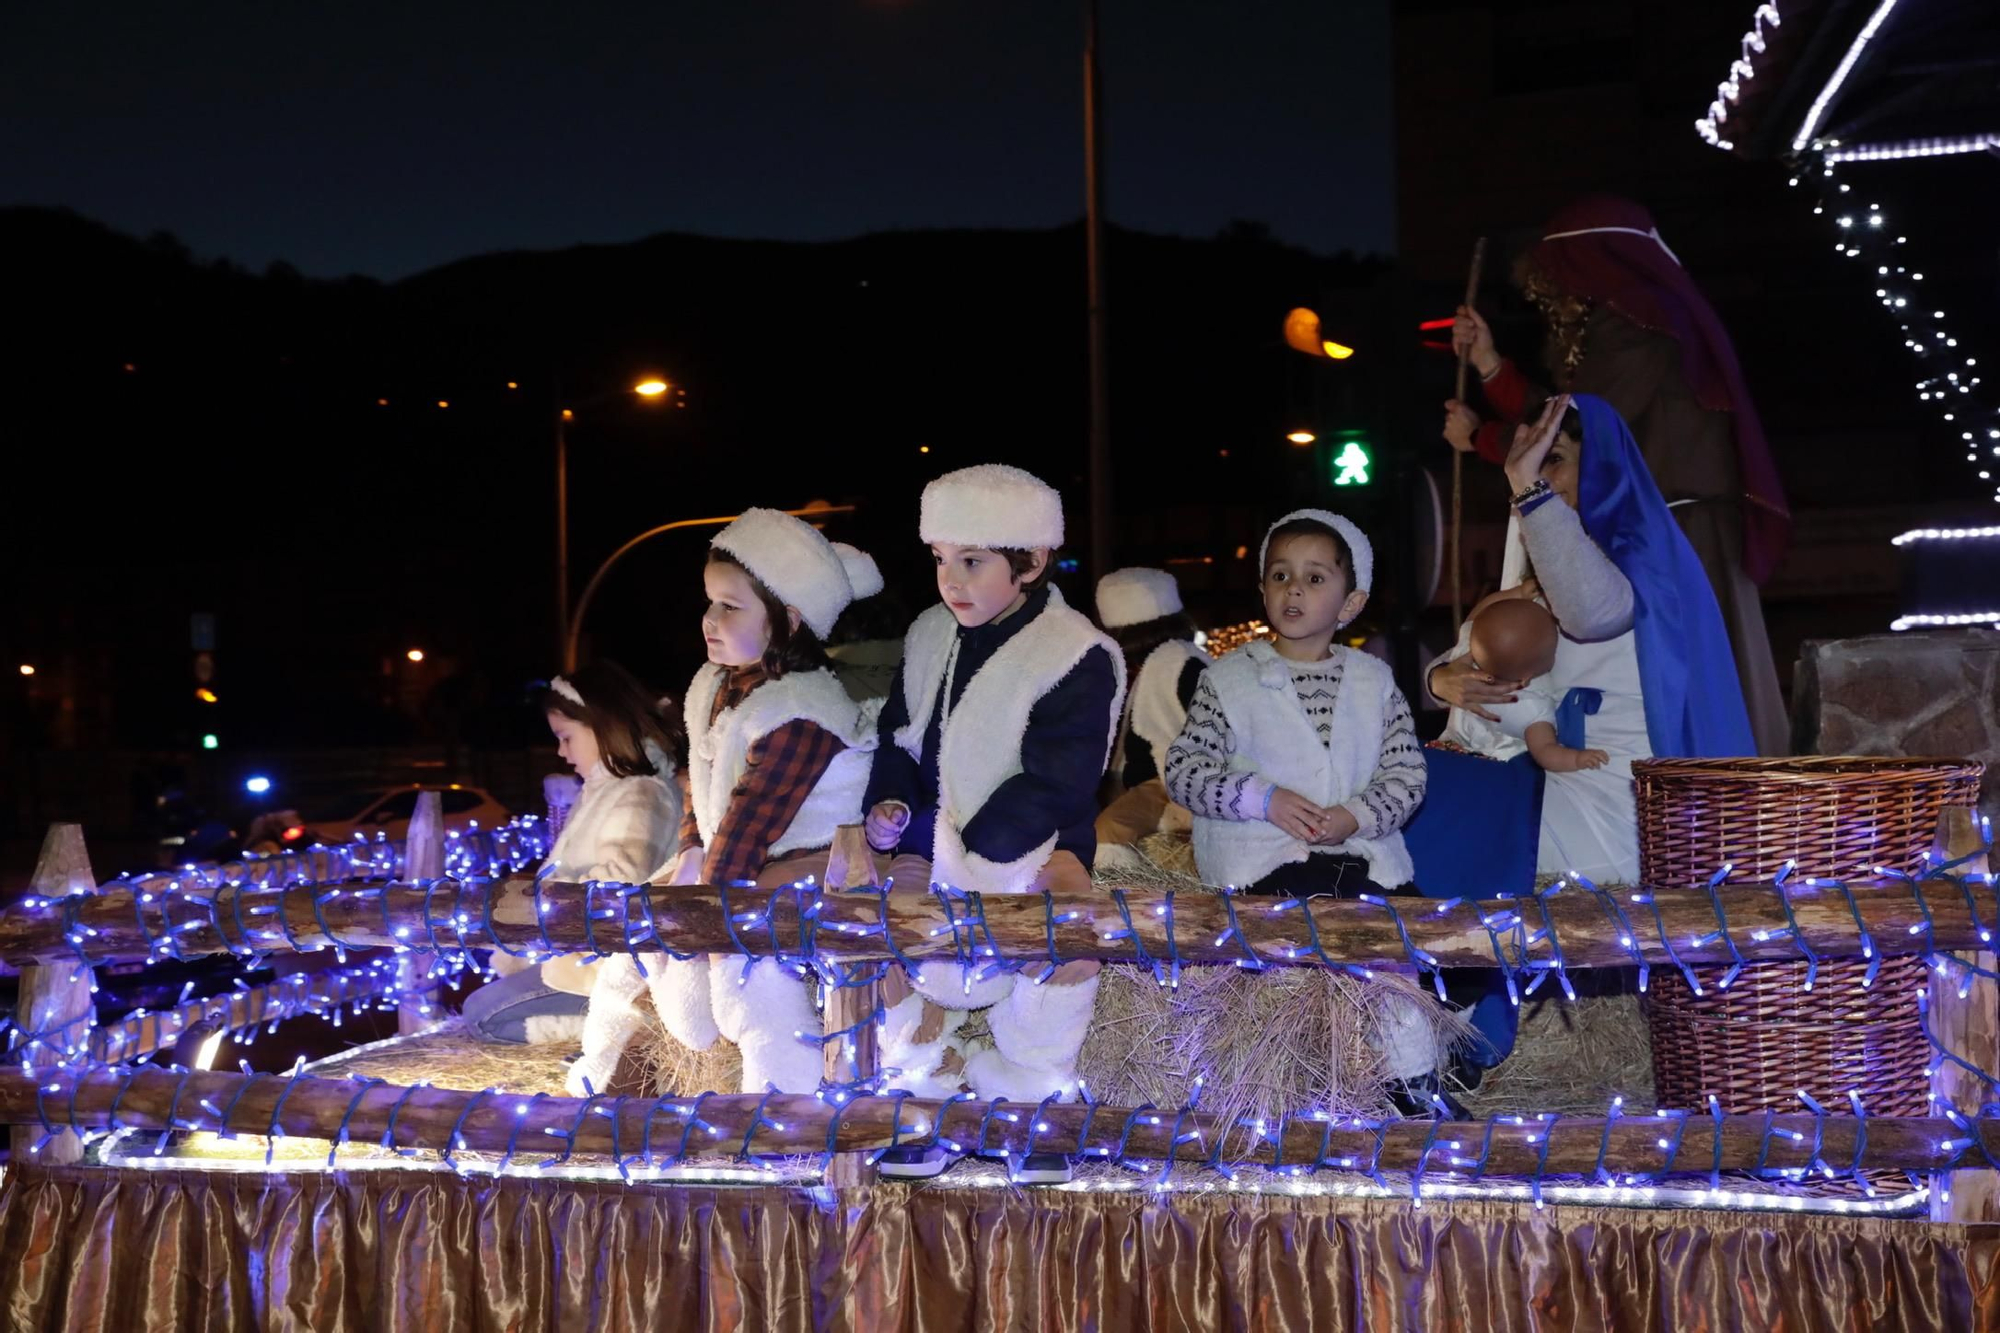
[1415,391,1753,887]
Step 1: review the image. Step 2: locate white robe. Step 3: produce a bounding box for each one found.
[1439,518,1650,884]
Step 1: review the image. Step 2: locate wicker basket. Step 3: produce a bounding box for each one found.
[1638,756,1985,1116]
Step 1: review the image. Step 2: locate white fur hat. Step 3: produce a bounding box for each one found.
[1095,567,1183,629]
[920,464,1065,550]
[831,542,883,599]
[1257,508,1374,594]
[710,508,855,638]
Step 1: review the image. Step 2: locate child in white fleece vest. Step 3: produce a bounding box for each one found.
[575,509,879,1098]
[861,464,1126,1184]
[1165,509,1445,1111]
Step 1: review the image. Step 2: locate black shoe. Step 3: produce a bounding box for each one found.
[1006,1153,1073,1185]
[875,1145,960,1180]
[1389,1074,1468,1120]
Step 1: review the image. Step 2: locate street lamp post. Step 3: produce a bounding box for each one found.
[1084,0,1112,585]
[553,379,674,669]
[565,503,855,673]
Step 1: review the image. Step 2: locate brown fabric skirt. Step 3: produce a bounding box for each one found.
[1,1164,1991,1331]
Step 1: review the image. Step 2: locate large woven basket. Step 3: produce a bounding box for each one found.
[1638,756,1985,1116]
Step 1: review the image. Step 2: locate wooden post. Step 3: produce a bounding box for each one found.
[396,791,446,1034]
[1449,236,1487,634]
[1932,804,1997,1222]
[10,825,97,1164]
[820,823,881,1186]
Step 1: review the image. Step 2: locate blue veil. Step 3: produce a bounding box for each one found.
[1569,393,1753,758]
[1405,395,1753,1066]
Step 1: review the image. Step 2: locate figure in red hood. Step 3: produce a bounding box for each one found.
[1441,196,1791,756]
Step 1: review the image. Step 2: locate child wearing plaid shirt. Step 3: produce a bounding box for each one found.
[637,510,882,1097]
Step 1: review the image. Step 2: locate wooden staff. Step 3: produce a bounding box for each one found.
[0,870,1989,974]
[1450,236,1487,633]
[2,1066,1990,1180]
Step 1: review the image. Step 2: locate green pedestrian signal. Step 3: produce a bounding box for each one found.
[1331,438,1372,486]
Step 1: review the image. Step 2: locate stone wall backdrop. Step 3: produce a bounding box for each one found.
[1794,629,2000,823]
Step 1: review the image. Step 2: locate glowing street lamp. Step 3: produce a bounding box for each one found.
[1286,431,1317,445]
[555,377,677,667]
[406,649,426,663]
[1283,308,1356,361]
[16,664,32,677]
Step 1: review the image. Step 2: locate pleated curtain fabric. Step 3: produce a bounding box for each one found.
[0,1165,1991,1331]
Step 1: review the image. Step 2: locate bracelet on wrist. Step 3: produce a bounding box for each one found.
[1516,488,1558,517]
[1510,477,1552,509]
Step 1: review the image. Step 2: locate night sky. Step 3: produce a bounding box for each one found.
[4,0,1392,279]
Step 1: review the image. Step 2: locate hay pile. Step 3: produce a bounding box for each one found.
[1078,857,1476,1125]
[314,1020,576,1096]
[1463,991,1655,1118]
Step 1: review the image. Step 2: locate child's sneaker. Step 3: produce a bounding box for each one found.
[875,1145,961,1180]
[1006,1152,1073,1186]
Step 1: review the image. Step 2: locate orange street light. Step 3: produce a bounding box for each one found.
[17,664,33,677]
[195,687,219,704]
[1283,308,1356,361]
[406,649,426,663]
[633,378,670,397]
[1287,431,1317,445]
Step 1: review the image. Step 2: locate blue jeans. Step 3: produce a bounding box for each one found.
[460,964,588,1044]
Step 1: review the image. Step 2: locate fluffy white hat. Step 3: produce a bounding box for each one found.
[710,508,855,638]
[831,542,883,599]
[1257,508,1375,594]
[920,464,1064,550]
[1095,567,1183,629]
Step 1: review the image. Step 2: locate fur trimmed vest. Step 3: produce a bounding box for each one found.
[1190,640,1414,890]
[894,588,1126,893]
[684,665,878,859]
[1114,639,1210,777]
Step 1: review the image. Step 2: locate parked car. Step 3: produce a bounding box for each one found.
[304,784,513,845]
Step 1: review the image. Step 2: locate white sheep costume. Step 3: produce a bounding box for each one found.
[878,464,1125,1105]
[641,510,880,1097]
[1095,567,1211,793]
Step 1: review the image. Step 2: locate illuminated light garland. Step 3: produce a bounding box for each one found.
[1891,612,2000,632]
[1695,1,2000,509]
[7,1064,1988,1213]
[1891,525,2000,546]
[1826,134,2000,164]
[1201,620,1273,657]
[1694,2,1784,150]
[6,855,1996,1004]
[1791,0,1904,152]
[82,958,439,1066]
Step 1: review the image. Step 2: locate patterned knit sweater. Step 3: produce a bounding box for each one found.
[1165,652,1426,840]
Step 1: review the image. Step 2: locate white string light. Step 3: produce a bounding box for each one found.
[1891,526,2000,546]
[1891,611,2000,632]
[1694,3,1783,150]
[1792,0,1903,152]
[1826,134,2000,164]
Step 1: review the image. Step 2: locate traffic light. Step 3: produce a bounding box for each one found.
[1330,430,1373,487]
[191,612,218,748]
